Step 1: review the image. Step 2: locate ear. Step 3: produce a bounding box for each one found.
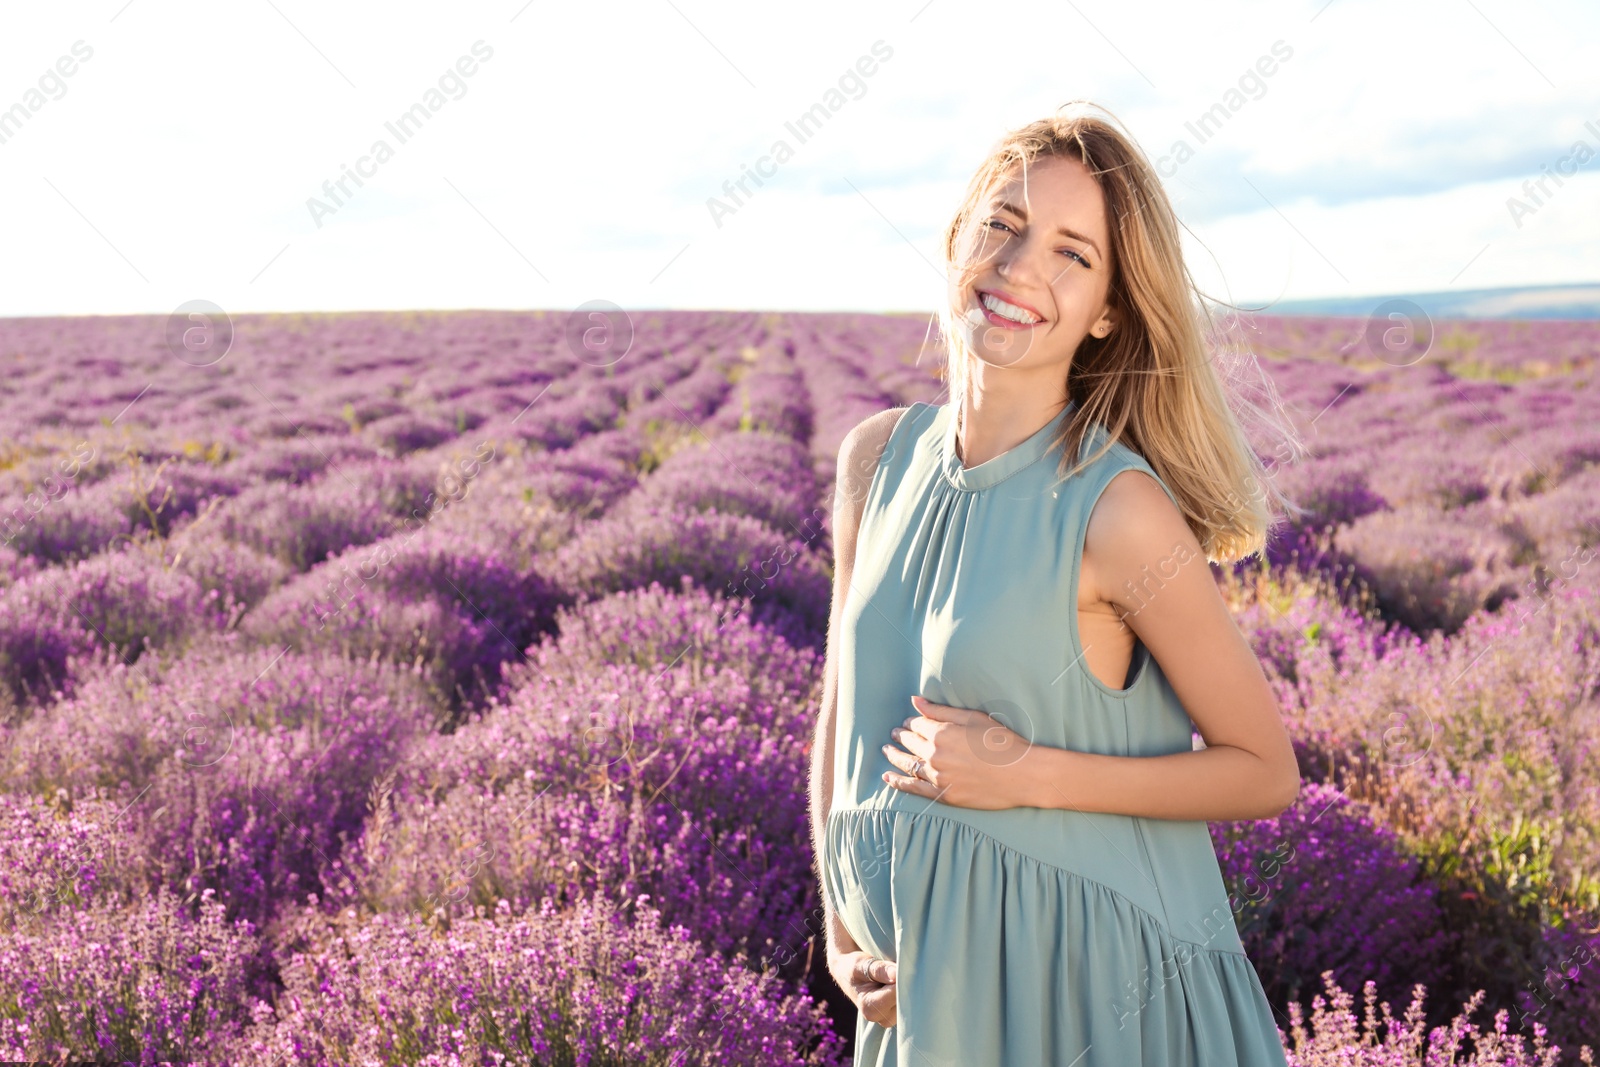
[1091,308,1116,338]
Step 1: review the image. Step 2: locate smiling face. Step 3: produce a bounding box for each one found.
[948,153,1118,374]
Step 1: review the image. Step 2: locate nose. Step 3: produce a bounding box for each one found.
[995,249,1041,291]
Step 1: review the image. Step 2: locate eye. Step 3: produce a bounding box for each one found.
[985,218,1015,235]
[1060,249,1090,268]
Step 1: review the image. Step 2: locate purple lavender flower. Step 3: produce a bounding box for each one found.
[1212,782,1455,1012]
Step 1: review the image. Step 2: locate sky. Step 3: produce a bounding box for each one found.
[1,0,1596,319]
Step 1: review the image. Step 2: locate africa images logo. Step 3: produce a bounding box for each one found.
[706,40,894,228]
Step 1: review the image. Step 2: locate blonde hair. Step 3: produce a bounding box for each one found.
[936,100,1306,566]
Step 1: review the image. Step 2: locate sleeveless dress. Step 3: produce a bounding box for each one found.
[821,399,1290,1066]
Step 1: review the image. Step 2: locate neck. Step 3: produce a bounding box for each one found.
[954,380,1069,469]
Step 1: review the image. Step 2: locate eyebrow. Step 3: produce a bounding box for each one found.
[992,199,1102,258]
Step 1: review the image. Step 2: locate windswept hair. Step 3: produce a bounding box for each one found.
[935,100,1306,565]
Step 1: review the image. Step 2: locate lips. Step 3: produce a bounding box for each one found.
[972,287,1049,329]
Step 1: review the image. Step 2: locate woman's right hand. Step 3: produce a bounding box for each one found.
[829,946,898,1028]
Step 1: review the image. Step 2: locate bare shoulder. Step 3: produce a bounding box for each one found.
[1082,467,1197,608]
[834,405,912,528]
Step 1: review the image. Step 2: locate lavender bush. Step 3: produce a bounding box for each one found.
[549,501,831,648]
[0,885,264,1062]
[357,585,818,961]
[1213,782,1456,1013]
[229,893,846,1066]
[613,429,821,540]
[0,789,137,931]
[1280,970,1593,1066]
[240,523,565,708]
[1,639,444,928]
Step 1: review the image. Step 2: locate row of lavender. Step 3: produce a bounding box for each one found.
[1226,311,1600,1061]
[0,309,935,1063]
[0,309,1594,1063]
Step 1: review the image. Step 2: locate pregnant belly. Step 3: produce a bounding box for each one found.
[822,806,900,962]
[822,800,1236,963]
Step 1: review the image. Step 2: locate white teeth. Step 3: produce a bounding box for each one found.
[980,292,1040,324]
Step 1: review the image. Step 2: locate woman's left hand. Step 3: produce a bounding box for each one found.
[880,695,1033,810]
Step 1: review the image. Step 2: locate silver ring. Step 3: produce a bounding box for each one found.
[910,758,925,780]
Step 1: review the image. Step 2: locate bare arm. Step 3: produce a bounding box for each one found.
[1016,469,1301,820]
[809,405,909,958]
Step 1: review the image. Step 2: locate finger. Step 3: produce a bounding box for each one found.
[853,953,894,988]
[883,735,934,767]
[882,767,936,797]
[907,703,985,734]
[889,725,933,758]
[862,987,896,1027]
[902,712,955,740]
[879,743,909,774]
[910,694,973,722]
[862,956,896,985]
[867,983,898,1028]
[852,954,877,985]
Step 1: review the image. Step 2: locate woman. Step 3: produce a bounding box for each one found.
[808,102,1304,1065]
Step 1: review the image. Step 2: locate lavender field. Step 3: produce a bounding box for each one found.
[0,308,1596,1064]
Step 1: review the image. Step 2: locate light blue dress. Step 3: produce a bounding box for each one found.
[822,399,1290,1066]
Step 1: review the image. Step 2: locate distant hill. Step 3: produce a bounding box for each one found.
[1244,282,1600,320]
